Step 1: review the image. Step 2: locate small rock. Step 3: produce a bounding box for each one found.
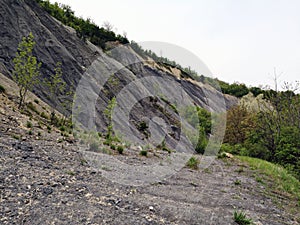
[149,206,154,211]
[225,152,234,158]
[42,187,53,195]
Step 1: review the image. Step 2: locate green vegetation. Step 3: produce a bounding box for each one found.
[89,142,99,152]
[218,80,249,98]
[139,150,148,157]
[234,179,241,185]
[233,211,253,225]
[40,112,49,119]
[138,121,148,132]
[186,156,199,170]
[35,0,128,49]
[181,106,211,154]
[104,97,117,139]
[27,102,39,114]
[12,134,21,140]
[0,84,5,93]
[26,121,33,128]
[117,145,124,154]
[238,156,300,201]
[12,32,42,109]
[223,84,300,179]
[44,62,73,126]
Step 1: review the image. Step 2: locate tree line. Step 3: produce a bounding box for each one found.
[223,83,300,179]
[35,0,129,49]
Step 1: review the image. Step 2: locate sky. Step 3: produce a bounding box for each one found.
[49,0,300,89]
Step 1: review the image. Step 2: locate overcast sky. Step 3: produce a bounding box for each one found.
[49,0,300,88]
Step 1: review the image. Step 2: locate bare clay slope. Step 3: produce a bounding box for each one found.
[0,0,237,141]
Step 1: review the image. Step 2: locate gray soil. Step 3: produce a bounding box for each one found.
[0,93,298,225]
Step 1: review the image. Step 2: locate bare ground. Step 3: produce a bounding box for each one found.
[0,92,299,225]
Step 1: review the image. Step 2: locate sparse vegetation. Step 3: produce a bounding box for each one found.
[27,102,39,114]
[104,97,117,140]
[117,145,124,154]
[26,121,33,128]
[44,62,74,126]
[234,179,241,185]
[238,156,300,201]
[89,142,99,151]
[233,211,253,225]
[186,156,199,170]
[139,150,148,157]
[0,84,5,93]
[47,125,52,132]
[12,32,42,109]
[138,121,148,131]
[12,134,20,140]
[36,0,129,49]
[40,111,49,119]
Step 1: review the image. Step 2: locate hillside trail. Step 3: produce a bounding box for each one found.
[0,92,298,225]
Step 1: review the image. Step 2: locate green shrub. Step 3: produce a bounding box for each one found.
[34,99,39,104]
[139,150,148,157]
[40,111,49,119]
[233,211,253,225]
[0,84,5,93]
[26,121,33,128]
[117,145,124,154]
[186,156,199,170]
[103,139,111,146]
[234,179,241,185]
[59,126,66,132]
[138,121,148,131]
[47,125,52,133]
[110,144,116,150]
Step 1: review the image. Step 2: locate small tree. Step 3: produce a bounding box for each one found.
[104,97,117,139]
[13,32,42,108]
[45,62,73,125]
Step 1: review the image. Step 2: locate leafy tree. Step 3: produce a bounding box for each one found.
[13,32,41,109]
[224,105,254,145]
[104,97,117,139]
[45,62,73,125]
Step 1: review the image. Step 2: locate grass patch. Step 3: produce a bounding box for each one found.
[12,134,20,140]
[186,156,199,170]
[233,210,253,225]
[89,142,99,151]
[237,156,300,202]
[234,179,241,185]
[117,145,124,154]
[40,112,49,119]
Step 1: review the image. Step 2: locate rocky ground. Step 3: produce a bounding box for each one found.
[0,91,299,225]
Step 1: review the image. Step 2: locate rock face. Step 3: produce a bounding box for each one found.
[0,0,238,150]
[0,0,97,106]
